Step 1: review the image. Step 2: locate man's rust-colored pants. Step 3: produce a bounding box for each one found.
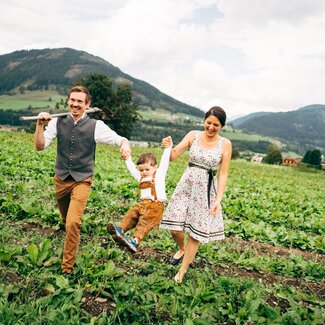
[54,175,92,273]
[119,199,164,244]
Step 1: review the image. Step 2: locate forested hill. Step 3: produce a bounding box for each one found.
[236,104,325,152]
[230,111,273,126]
[0,48,203,117]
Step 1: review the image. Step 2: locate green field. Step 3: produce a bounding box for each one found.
[0,131,324,323]
[0,91,201,122]
[133,107,203,124]
[0,90,65,110]
[222,126,284,147]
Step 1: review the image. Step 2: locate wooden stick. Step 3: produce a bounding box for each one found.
[19,107,102,121]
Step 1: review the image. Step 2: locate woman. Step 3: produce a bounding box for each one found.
[160,106,232,283]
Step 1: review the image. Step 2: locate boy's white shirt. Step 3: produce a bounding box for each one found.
[125,146,172,202]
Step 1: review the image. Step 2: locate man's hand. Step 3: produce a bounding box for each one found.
[120,139,131,160]
[37,112,52,126]
[162,136,173,148]
[34,112,51,151]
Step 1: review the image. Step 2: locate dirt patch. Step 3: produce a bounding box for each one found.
[99,240,324,300]
[15,222,323,263]
[135,246,325,300]
[225,237,324,263]
[81,292,116,316]
[135,247,168,264]
[1,271,20,285]
[9,221,61,237]
[211,263,325,299]
[22,222,57,235]
[265,294,290,313]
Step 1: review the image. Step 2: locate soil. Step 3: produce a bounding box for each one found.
[15,221,323,263]
[135,246,325,300]
[9,221,63,237]
[225,236,324,263]
[1,271,20,285]
[6,221,324,313]
[81,292,116,316]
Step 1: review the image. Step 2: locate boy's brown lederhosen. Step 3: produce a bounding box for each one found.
[119,172,164,243]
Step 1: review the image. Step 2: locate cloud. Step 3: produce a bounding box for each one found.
[0,0,325,118]
[218,0,325,27]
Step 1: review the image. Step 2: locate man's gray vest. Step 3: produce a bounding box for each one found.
[55,115,97,182]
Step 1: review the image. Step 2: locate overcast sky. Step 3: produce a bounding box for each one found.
[1,0,324,118]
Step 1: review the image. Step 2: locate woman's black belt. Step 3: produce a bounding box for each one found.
[188,162,217,208]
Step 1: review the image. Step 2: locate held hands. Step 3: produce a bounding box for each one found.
[162,136,173,148]
[120,139,131,160]
[37,112,52,126]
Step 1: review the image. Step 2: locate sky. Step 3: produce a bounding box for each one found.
[1,0,325,118]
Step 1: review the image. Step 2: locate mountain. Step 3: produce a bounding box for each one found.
[230,111,273,126]
[236,104,325,154]
[0,48,203,117]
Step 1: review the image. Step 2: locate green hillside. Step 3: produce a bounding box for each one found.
[230,111,273,127]
[237,105,325,154]
[0,90,64,110]
[0,48,203,117]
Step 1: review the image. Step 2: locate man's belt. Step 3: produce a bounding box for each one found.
[188,162,217,208]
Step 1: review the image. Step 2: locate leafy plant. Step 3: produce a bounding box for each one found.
[27,240,52,266]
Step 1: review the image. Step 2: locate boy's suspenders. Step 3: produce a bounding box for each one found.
[138,172,157,201]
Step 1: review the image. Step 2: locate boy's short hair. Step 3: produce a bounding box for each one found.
[136,153,157,166]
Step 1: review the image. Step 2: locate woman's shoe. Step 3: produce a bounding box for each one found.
[170,251,184,265]
[170,255,183,265]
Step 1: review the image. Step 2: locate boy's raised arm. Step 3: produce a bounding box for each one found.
[125,156,140,182]
[158,138,173,175]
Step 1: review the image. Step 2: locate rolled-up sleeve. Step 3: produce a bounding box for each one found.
[44,118,58,148]
[94,120,125,146]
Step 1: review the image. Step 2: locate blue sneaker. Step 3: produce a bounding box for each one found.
[107,222,124,240]
[115,224,125,239]
[121,236,138,253]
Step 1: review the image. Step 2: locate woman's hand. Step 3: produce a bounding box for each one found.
[162,136,173,148]
[210,201,221,216]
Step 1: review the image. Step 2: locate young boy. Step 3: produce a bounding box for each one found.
[107,140,172,252]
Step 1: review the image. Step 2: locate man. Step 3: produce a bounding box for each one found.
[34,85,131,274]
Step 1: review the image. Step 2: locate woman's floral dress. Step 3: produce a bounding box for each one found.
[160,131,225,243]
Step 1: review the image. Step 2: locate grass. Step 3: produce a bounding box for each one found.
[139,107,202,123]
[0,90,65,110]
[0,91,202,123]
[222,126,284,147]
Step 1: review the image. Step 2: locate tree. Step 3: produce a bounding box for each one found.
[78,73,141,138]
[302,149,321,168]
[263,145,282,165]
[112,83,142,138]
[231,148,240,160]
